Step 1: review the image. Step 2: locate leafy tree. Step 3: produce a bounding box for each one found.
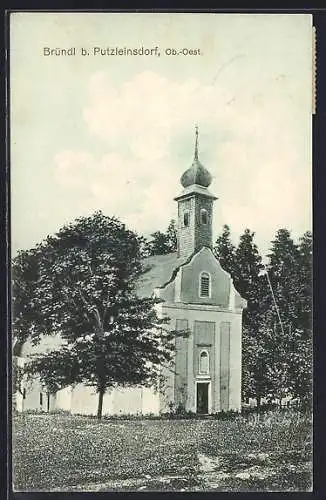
[287,334,312,406]
[12,211,174,418]
[12,356,24,401]
[12,248,44,345]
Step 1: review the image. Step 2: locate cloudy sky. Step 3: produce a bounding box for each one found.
[10,13,313,258]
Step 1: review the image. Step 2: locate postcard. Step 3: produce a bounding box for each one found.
[10,12,313,492]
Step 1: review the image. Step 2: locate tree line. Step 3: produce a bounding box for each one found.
[12,212,312,417]
[214,225,312,408]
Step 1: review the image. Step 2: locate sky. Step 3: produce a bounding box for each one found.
[10,13,313,258]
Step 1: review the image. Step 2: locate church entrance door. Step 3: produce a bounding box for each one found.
[196,382,209,414]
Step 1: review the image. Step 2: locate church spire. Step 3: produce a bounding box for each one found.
[194,124,199,161]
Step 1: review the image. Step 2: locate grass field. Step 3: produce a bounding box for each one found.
[12,410,312,492]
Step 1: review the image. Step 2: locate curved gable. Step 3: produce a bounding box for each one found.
[158,247,233,307]
[179,247,231,306]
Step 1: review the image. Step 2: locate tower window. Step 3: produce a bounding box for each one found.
[23,388,26,400]
[40,392,43,406]
[200,272,211,298]
[199,350,209,374]
[200,209,208,225]
[183,211,190,227]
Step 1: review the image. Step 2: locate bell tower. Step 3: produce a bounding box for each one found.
[174,126,218,260]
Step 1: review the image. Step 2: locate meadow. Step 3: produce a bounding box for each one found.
[12,409,312,492]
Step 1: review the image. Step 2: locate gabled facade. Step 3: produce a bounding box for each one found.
[153,246,245,414]
[15,127,246,416]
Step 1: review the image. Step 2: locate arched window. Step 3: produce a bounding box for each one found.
[200,271,211,298]
[200,209,208,225]
[183,211,190,227]
[199,350,209,374]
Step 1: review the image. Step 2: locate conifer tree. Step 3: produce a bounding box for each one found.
[234,229,269,406]
[263,229,312,405]
[215,225,312,407]
[215,226,268,404]
[166,219,178,252]
[145,219,177,256]
[234,229,267,323]
[214,225,236,275]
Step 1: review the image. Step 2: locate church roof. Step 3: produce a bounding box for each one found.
[136,248,246,309]
[180,158,213,189]
[136,252,185,298]
[174,183,218,202]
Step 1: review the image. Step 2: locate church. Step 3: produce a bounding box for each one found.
[14,128,247,416]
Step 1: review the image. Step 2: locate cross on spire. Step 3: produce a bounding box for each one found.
[194,124,199,161]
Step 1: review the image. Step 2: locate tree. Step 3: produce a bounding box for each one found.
[234,230,270,406]
[145,219,177,256]
[12,248,44,345]
[296,231,313,334]
[12,211,175,419]
[146,230,171,256]
[215,225,312,407]
[267,229,301,327]
[234,229,267,319]
[215,226,269,405]
[262,229,312,406]
[12,356,24,405]
[214,225,236,276]
[166,219,178,252]
[289,231,312,405]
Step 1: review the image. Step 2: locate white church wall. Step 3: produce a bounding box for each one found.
[213,319,221,413]
[111,386,142,414]
[13,356,25,412]
[22,375,45,411]
[70,384,100,415]
[68,383,160,416]
[159,364,175,413]
[55,386,73,412]
[141,387,160,415]
[14,391,24,412]
[228,313,242,411]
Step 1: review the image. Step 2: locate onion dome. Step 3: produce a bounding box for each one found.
[180,125,212,188]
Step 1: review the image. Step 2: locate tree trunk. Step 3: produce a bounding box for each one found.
[97,388,105,420]
[256,394,261,411]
